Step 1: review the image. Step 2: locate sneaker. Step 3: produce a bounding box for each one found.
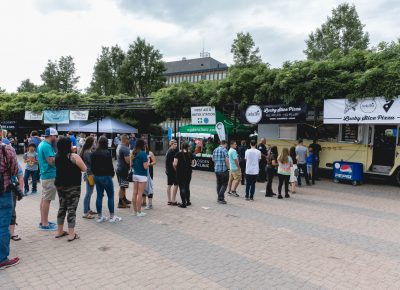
[109,216,122,223]
[39,224,56,231]
[250,198,254,201]
[231,191,240,197]
[39,221,56,228]
[136,212,146,217]
[178,204,187,208]
[186,202,192,206]
[96,216,108,223]
[144,204,153,210]
[217,200,227,204]
[277,195,283,199]
[24,189,29,195]
[31,190,37,194]
[245,197,250,201]
[0,257,20,270]
[285,194,291,198]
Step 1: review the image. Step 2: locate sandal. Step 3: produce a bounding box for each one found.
[55,231,68,239]
[10,235,21,241]
[82,213,95,219]
[68,234,80,242]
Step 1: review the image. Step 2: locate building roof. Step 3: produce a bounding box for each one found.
[164,57,228,75]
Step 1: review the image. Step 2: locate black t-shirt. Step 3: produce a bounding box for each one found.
[91,150,115,177]
[175,151,193,182]
[257,144,268,160]
[165,148,178,174]
[309,143,322,158]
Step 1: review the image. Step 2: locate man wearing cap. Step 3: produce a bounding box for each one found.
[37,128,58,231]
[0,126,20,269]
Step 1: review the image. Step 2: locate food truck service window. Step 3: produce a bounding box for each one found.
[297,123,339,142]
[279,124,297,140]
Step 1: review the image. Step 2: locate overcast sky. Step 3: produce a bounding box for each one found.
[0,0,399,92]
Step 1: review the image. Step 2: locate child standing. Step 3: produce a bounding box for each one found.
[306,147,315,185]
[23,143,39,194]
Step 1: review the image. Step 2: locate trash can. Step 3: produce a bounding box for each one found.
[333,161,363,186]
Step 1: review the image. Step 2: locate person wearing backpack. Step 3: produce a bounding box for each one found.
[0,128,20,269]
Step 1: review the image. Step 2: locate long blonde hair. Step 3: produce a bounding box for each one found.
[278,147,289,163]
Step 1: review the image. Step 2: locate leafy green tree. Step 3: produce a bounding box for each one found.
[304,3,369,60]
[89,45,125,95]
[17,79,38,93]
[0,87,5,93]
[40,56,79,93]
[118,37,166,97]
[231,32,262,67]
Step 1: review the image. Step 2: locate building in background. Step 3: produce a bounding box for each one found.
[164,52,228,85]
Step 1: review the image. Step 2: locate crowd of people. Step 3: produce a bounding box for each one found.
[211,138,321,203]
[0,124,321,271]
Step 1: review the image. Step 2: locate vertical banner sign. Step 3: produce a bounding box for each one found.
[70,110,89,121]
[167,127,172,141]
[24,111,43,121]
[215,122,226,141]
[191,106,216,125]
[43,110,70,124]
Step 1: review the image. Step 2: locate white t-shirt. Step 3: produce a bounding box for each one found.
[245,148,261,175]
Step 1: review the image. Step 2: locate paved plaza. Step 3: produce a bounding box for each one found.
[2,156,400,289]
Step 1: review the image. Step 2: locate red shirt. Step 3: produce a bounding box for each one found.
[0,143,18,191]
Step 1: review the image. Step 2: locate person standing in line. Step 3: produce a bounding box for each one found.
[143,144,156,210]
[0,127,20,269]
[131,139,149,217]
[227,141,241,197]
[29,130,42,151]
[309,139,322,180]
[37,128,58,231]
[265,145,278,197]
[277,148,293,199]
[67,131,78,153]
[212,140,230,204]
[77,133,86,154]
[55,137,87,241]
[306,146,316,185]
[289,146,298,193]
[129,134,136,153]
[91,136,122,223]
[238,140,247,186]
[165,140,179,206]
[113,134,121,147]
[116,134,132,209]
[23,143,39,195]
[205,138,215,155]
[257,138,268,182]
[245,139,261,201]
[173,143,194,208]
[80,136,97,219]
[295,139,310,186]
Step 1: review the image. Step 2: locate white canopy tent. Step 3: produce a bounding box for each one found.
[78,117,138,134]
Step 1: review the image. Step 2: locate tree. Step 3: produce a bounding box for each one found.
[89,45,125,95]
[17,79,38,93]
[118,37,166,97]
[40,56,80,93]
[231,32,262,67]
[304,3,369,60]
[0,86,5,93]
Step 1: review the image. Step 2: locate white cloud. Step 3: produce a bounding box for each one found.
[0,0,399,92]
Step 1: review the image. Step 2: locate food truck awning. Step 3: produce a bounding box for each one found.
[179,111,252,135]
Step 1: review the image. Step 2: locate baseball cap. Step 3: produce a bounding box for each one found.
[44,127,58,137]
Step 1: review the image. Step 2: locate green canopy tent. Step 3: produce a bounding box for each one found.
[179,111,252,136]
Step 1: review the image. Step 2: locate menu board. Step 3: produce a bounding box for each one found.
[341,124,358,142]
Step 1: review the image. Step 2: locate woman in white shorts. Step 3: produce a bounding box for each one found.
[131,139,149,217]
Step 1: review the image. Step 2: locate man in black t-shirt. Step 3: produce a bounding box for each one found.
[257,138,268,182]
[165,140,178,205]
[309,139,322,180]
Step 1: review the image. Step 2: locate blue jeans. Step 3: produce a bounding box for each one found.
[83,177,94,214]
[245,174,258,198]
[0,191,12,263]
[24,169,38,192]
[94,176,114,215]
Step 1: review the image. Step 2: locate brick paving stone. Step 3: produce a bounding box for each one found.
[1,156,400,289]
